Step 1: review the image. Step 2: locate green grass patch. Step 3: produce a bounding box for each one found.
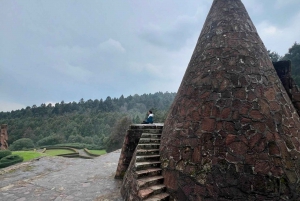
[88,150,106,155]
[45,149,75,156]
[12,151,44,162]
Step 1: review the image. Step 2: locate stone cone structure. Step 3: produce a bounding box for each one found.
[160,0,300,200]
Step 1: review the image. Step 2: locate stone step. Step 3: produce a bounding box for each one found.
[137,149,160,156]
[139,138,161,143]
[137,175,164,189]
[129,129,163,134]
[138,143,160,149]
[136,155,161,162]
[138,184,166,200]
[143,130,162,134]
[136,168,162,178]
[141,133,162,138]
[130,124,164,130]
[144,192,170,201]
[135,161,161,170]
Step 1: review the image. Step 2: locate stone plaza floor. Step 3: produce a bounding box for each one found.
[0,150,122,201]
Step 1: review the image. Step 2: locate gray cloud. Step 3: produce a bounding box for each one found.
[138,7,209,50]
[275,0,299,8]
[98,39,126,53]
[0,0,299,112]
[256,10,300,55]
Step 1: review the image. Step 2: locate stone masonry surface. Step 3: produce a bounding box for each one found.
[0,124,9,150]
[160,0,300,200]
[0,150,122,201]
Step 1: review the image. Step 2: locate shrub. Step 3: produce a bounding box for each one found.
[9,138,35,151]
[0,150,12,159]
[36,135,63,146]
[0,155,24,168]
[82,136,94,144]
[67,135,83,143]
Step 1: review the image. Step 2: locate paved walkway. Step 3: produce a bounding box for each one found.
[0,150,122,201]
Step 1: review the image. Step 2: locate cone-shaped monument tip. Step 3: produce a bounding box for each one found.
[160,0,300,200]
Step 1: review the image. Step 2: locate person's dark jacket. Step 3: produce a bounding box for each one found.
[146,114,154,124]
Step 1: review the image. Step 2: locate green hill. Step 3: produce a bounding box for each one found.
[0,92,176,150]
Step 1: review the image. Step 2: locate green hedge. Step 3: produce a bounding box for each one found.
[9,138,35,151]
[83,148,101,157]
[36,135,63,146]
[0,155,24,168]
[41,143,103,150]
[57,153,79,158]
[0,150,12,159]
[44,146,78,153]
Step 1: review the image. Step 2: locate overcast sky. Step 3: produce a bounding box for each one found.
[1,0,299,112]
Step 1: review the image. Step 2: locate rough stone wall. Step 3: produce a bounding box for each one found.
[120,148,139,200]
[115,129,142,179]
[273,60,300,116]
[160,0,300,200]
[0,124,8,150]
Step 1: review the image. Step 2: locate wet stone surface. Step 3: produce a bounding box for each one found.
[0,150,122,201]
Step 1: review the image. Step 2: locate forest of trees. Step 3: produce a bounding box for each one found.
[0,92,176,151]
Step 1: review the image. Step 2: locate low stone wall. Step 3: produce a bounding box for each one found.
[120,148,139,200]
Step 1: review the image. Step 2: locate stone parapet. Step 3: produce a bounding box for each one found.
[129,123,164,130]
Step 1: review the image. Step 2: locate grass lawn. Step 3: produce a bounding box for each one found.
[44,149,75,156]
[11,149,104,163]
[88,150,106,155]
[12,151,45,162]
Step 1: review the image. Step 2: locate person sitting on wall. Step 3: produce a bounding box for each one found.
[142,110,154,124]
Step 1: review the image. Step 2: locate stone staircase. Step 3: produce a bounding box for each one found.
[135,133,169,201]
[119,124,169,201]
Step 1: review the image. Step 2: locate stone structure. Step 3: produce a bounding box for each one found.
[158,0,300,200]
[273,60,300,116]
[116,124,168,200]
[117,0,300,200]
[115,123,164,179]
[0,124,9,150]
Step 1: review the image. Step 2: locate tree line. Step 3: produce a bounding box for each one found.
[0,92,176,151]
